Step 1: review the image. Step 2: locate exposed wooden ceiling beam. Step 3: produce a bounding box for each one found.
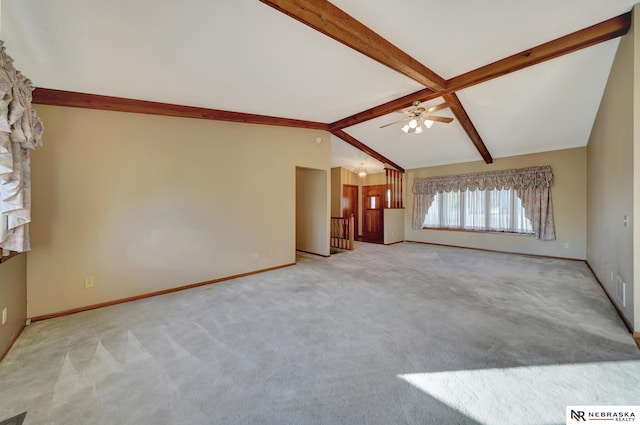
[330,88,436,131]
[331,129,405,173]
[35,9,631,173]
[448,11,632,92]
[258,0,446,91]
[443,93,492,164]
[32,88,330,131]
[331,11,632,131]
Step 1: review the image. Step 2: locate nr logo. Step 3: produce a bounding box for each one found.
[570,410,586,421]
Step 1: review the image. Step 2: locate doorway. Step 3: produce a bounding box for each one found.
[362,184,385,243]
[296,167,329,257]
[342,184,358,238]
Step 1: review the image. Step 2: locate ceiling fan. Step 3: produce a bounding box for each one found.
[380,100,454,134]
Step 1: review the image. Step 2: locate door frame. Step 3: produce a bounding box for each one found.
[342,184,359,238]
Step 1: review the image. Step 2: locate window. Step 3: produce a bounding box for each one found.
[412,166,555,240]
[423,188,533,234]
[369,196,378,209]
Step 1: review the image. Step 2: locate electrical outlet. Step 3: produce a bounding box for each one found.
[610,271,614,281]
[2,308,7,325]
[254,252,260,260]
[85,277,95,288]
[268,248,275,257]
[563,242,569,249]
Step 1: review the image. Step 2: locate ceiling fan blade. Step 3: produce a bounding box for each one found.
[379,118,408,128]
[425,102,451,114]
[426,115,454,123]
[391,109,413,117]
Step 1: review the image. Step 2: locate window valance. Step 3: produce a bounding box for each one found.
[0,41,44,254]
[412,166,556,241]
[412,166,553,194]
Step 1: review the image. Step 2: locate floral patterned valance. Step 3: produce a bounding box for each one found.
[412,166,553,194]
[0,40,44,253]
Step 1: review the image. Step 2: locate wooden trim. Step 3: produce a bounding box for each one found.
[258,0,446,91]
[585,262,634,334]
[633,332,640,350]
[330,87,435,131]
[32,88,330,131]
[296,249,331,258]
[405,240,584,262]
[384,240,404,246]
[331,129,405,172]
[0,323,26,362]
[30,263,295,323]
[443,93,493,164]
[448,12,632,94]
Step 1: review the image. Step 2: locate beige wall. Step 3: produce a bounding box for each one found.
[362,172,385,186]
[588,8,637,329]
[296,167,330,256]
[383,209,404,244]
[0,254,27,354]
[406,147,587,259]
[27,105,330,317]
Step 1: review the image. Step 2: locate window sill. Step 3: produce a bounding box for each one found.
[421,227,535,237]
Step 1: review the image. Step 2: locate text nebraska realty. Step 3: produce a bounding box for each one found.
[574,410,636,421]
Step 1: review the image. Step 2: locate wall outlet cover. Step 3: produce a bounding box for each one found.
[85,277,95,288]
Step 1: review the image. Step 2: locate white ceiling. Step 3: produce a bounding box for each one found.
[1,0,637,172]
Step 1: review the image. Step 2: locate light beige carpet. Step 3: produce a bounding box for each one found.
[0,242,638,424]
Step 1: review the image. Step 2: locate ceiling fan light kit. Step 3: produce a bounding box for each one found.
[381,100,454,135]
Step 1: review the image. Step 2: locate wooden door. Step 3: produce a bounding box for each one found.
[362,185,385,243]
[342,184,358,238]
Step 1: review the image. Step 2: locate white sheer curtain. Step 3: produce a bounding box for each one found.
[413,166,555,240]
[463,189,485,230]
[487,188,509,230]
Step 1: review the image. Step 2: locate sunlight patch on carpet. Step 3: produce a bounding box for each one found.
[399,360,640,425]
[0,411,26,425]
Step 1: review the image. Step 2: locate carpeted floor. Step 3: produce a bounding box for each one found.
[0,411,26,425]
[0,242,638,424]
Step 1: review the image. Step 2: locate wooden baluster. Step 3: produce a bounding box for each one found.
[349,214,355,250]
[398,171,401,208]
[385,168,389,208]
[393,170,396,208]
[393,170,397,208]
[392,170,396,209]
[400,174,404,208]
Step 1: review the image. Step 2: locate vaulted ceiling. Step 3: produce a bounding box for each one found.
[1,0,637,173]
